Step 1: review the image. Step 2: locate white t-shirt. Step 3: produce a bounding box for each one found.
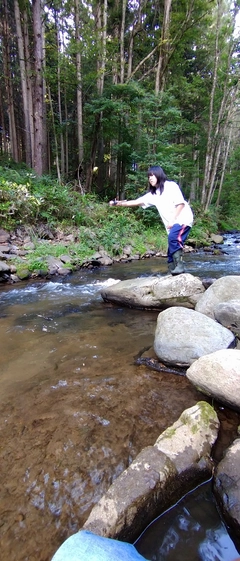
[136,180,193,232]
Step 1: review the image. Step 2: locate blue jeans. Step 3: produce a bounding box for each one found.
[167,224,191,263]
[51,530,149,561]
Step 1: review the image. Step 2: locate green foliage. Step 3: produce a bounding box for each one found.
[190,203,220,245]
[135,206,163,229]
[217,145,240,230]
[1,0,239,209]
[191,204,219,232]
[93,209,140,253]
[0,164,107,228]
[218,192,240,230]
[140,226,168,254]
[0,166,42,228]
[26,259,49,274]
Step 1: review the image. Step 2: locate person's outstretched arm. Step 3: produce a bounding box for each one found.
[109,199,143,208]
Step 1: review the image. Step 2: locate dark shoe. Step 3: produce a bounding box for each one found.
[171,250,185,275]
[168,261,175,273]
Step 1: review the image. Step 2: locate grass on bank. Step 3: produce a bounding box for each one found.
[11,220,169,276]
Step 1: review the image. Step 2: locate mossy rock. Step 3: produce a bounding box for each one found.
[17,268,31,280]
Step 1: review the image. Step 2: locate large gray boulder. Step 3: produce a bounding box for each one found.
[153,307,235,367]
[101,273,205,310]
[214,437,240,538]
[83,402,219,543]
[195,275,240,319]
[186,349,240,412]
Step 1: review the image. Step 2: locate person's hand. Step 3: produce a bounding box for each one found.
[109,200,118,206]
[167,222,173,229]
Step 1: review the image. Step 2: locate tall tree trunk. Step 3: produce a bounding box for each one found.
[127,0,145,80]
[14,0,32,167]
[0,88,8,153]
[23,7,35,168]
[41,5,48,172]
[97,0,107,193]
[55,12,65,177]
[155,0,172,94]
[85,0,107,192]
[75,0,84,167]
[120,0,127,84]
[60,20,69,178]
[216,126,233,207]
[48,85,61,182]
[201,0,221,207]
[2,0,19,162]
[96,0,107,95]
[32,0,47,175]
[202,0,238,209]
[205,80,238,208]
[205,136,223,208]
[64,90,69,177]
[189,143,200,202]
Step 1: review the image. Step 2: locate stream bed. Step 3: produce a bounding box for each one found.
[0,234,240,561]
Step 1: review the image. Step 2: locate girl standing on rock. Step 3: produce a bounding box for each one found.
[109,165,193,275]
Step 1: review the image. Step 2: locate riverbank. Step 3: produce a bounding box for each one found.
[0,225,227,284]
[1,163,239,285]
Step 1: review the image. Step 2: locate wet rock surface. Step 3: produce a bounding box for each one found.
[83,403,219,543]
[214,437,240,538]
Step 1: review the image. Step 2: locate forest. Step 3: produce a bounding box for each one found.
[0,0,239,227]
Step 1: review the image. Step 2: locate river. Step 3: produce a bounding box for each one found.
[0,234,240,561]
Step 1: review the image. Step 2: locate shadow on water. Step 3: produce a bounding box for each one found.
[0,233,239,561]
[135,480,240,561]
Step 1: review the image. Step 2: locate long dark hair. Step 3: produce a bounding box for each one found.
[147,166,167,194]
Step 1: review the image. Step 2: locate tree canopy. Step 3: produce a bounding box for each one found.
[0,0,239,211]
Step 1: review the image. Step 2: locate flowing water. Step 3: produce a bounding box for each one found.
[0,234,240,561]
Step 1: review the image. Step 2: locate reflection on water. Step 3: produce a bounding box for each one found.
[135,481,240,561]
[0,234,240,561]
